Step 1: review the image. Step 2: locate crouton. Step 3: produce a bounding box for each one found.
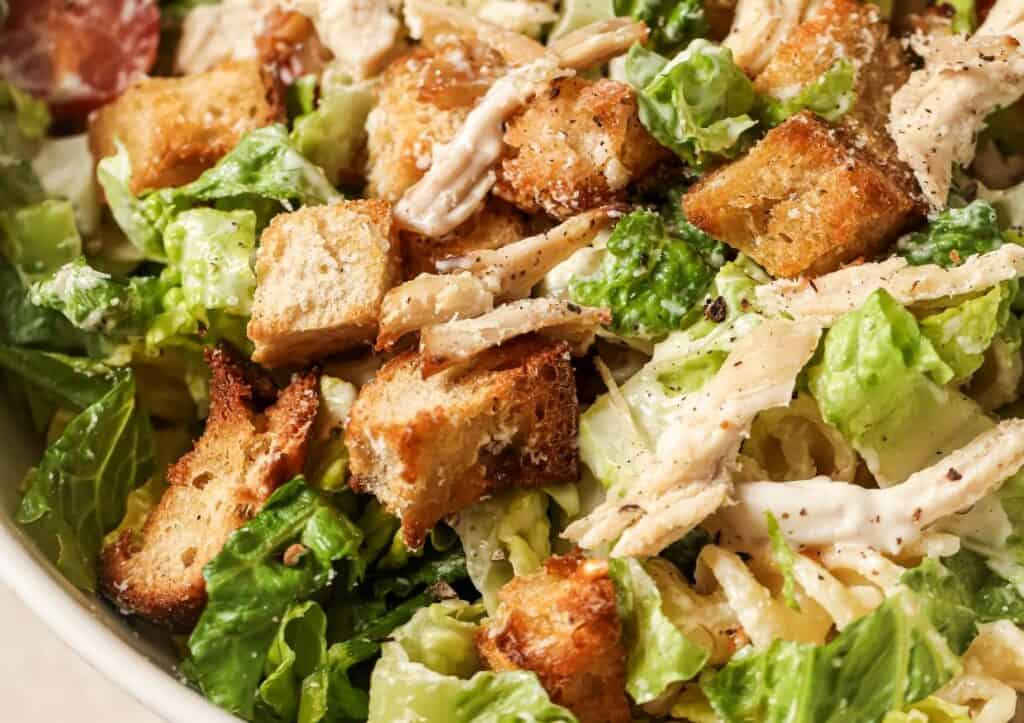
[346,336,578,547]
[365,38,508,202]
[247,200,402,368]
[402,198,527,279]
[100,347,318,631]
[495,76,666,219]
[753,0,913,176]
[88,60,284,194]
[477,554,631,723]
[683,112,921,278]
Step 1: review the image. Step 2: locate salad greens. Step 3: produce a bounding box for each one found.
[756,59,857,127]
[613,0,708,55]
[897,200,1007,268]
[569,209,714,337]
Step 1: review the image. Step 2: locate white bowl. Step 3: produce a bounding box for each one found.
[0,404,237,723]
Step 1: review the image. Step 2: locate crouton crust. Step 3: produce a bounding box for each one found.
[365,38,507,202]
[684,112,922,278]
[88,60,284,194]
[477,553,631,723]
[345,336,578,547]
[753,0,913,179]
[495,77,666,219]
[100,347,318,631]
[247,199,402,367]
[402,197,527,279]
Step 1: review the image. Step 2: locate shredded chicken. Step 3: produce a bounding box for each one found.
[376,272,494,350]
[393,57,568,237]
[436,205,627,300]
[563,319,822,557]
[888,32,1024,209]
[715,419,1024,555]
[474,0,560,36]
[547,18,650,70]
[403,0,547,64]
[286,0,401,80]
[724,0,824,75]
[174,0,277,75]
[756,245,1024,325]
[419,298,609,376]
[978,0,1024,38]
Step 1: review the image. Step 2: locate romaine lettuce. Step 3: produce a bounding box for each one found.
[0,346,116,410]
[31,134,100,236]
[765,513,801,610]
[0,199,82,283]
[0,262,85,351]
[15,373,154,591]
[292,78,375,186]
[610,558,710,703]
[569,209,715,337]
[882,697,971,723]
[613,0,708,55]
[258,600,329,722]
[702,587,973,723]
[182,477,362,719]
[757,59,857,127]
[367,601,577,722]
[0,79,50,158]
[626,41,757,169]
[897,201,1006,268]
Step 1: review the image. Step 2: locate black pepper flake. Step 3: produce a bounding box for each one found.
[704,296,728,323]
[947,467,962,481]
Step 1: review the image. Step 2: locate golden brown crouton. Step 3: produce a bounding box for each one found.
[100,347,318,631]
[365,38,507,202]
[402,198,527,279]
[346,336,578,547]
[495,76,666,219]
[477,554,631,723]
[753,0,913,177]
[684,112,921,278]
[88,60,284,194]
[247,200,402,368]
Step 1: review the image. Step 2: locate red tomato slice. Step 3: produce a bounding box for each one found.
[0,0,160,121]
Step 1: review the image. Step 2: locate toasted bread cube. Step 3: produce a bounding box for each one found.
[247,200,402,367]
[753,0,912,176]
[402,197,527,278]
[477,554,631,723]
[495,77,667,219]
[88,60,283,194]
[684,112,921,278]
[365,38,507,202]
[100,348,318,630]
[346,336,578,547]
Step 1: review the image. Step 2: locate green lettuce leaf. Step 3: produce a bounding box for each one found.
[938,0,976,34]
[15,373,154,591]
[765,512,800,610]
[919,282,1016,383]
[702,588,971,723]
[657,183,730,268]
[182,477,362,720]
[882,697,971,723]
[613,0,708,55]
[367,601,577,722]
[626,41,757,169]
[757,58,856,127]
[0,199,82,283]
[807,289,993,484]
[0,79,50,158]
[305,376,357,492]
[550,0,614,38]
[30,134,101,236]
[898,558,978,653]
[611,558,710,703]
[0,347,115,410]
[0,262,85,351]
[292,78,375,186]
[164,208,257,317]
[938,548,1024,625]
[569,208,715,337]
[95,143,166,261]
[258,601,329,722]
[897,201,1006,268]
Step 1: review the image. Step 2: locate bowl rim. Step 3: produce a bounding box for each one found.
[0,513,238,723]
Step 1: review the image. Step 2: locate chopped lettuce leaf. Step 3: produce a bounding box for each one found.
[657,183,730,268]
[765,512,801,611]
[0,157,47,212]
[306,375,357,492]
[182,477,362,720]
[258,600,329,722]
[611,558,710,703]
[95,143,165,261]
[882,697,971,723]
[367,601,577,722]
[0,347,115,410]
[939,548,1024,625]
[0,79,50,158]
[569,209,714,337]
[292,78,375,186]
[0,199,82,283]
[702,588,972,723]
[807,289,992,484]
[626,41,757,169]
[0,262,85,351]
[164,208,257,317]
[897,201,1006,268]
[550,0,614,38]
[31,134,100,236]
[899,559,979,653]
[919,282,1016,383]
[757,59,857,127]
[613,0,708,55]
[938,0,976,34]
[15,373,154,591]
[454,488,554,613]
